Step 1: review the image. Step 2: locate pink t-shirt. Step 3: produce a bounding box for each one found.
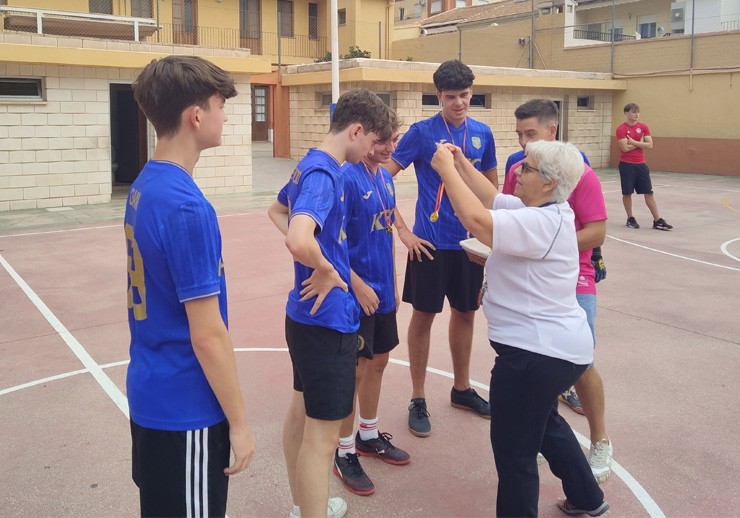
[616,121,650,164]
[502,161,607,294]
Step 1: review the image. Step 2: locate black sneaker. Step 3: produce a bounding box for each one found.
[408,398,431,437]
[451,387,491,419]
[356,431,411,465]
[653,218,673,231]
[557,499,610,517]
[333,450,375,496]
[626,217,640,229]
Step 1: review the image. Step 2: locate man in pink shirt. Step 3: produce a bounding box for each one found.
[502,99,613,483]
[616,103,673,230]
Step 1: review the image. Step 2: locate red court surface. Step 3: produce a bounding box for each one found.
[1,170,739,517]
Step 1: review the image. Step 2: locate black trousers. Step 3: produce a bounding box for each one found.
[489,342,604,518]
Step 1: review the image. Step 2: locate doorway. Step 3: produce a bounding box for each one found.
[173,0,198,45]
[252,85,269,141]
[110,84,147,186]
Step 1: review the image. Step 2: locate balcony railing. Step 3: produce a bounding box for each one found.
[155,23,328,59]
[573,29,636,42]
[0,6,157,41]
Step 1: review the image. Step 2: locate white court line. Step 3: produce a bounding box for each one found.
[0,346,664,517]
[0,253,129,417]
[607,235,740,271]
[720,238,740,262]
[0,224,120,239]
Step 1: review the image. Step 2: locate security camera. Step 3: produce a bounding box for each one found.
[420,28,428,36]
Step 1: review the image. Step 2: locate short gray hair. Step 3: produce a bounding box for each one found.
[524,140,585,203]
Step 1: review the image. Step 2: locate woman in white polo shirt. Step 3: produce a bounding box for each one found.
[431,140,609,518]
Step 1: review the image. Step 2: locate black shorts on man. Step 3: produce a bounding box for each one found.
[357,311,400,360]
[131,419,230,518]
[618,162,653,195]
[285,316,357,420]
[402,248,483,313]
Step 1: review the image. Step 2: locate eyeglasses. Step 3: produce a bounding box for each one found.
[520,162,540,174]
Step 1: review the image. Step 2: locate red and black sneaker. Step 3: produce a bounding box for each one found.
[333,450,375,496]
[356,431,411,465]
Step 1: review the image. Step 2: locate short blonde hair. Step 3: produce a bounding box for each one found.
[524,140,584,203]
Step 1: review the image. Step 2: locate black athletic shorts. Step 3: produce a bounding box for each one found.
[357,310,399,360]
[402,248,483,313]
[285,316,357,421]
[130,419,230,518]
[618,162,653,195]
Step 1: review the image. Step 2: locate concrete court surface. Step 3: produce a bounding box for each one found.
[0,163,739,517]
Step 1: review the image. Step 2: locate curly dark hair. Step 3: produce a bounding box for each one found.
[433,60,475,92]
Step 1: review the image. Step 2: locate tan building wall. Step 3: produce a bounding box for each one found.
[0,32,264,211]
[283,60,620,183]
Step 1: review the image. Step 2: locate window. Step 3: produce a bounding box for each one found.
[89,0,113,14]
[422,93,487,108]
[131,0,153,18]
[456,0,467,7]
[430,0,443,15]
[240,0,261,39]
[577,95,593,110]
[399,7,405,20]
[0,78,44,101]
[338,8,346,26]
[586,23,602,41]
[278,0,294,37]
[308,3,318,40]
[637,15,657,38]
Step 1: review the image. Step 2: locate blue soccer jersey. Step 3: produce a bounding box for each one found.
[124,160,227,432]
[343,162,397,315]
[505,149,590,179]
[277,149,360,333]
[392,113,497,250]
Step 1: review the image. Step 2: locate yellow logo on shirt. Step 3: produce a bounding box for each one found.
[472,136,481,149]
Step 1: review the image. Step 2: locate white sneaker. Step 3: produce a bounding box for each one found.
[589,438,613,483]
[289,497,348,518]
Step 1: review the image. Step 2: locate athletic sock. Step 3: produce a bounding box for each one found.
[338,434,355,457]
[358,417,379,441]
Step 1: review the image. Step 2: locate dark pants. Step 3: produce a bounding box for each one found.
[489,342,604,518]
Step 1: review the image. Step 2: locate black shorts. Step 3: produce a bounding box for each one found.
[130,419,230,518]
[357,311,399,360]
[285,316,357,421]
[402,248,483,313]
[619,162,653,195]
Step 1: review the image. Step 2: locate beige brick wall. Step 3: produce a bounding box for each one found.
[285,60,613,186]
[0,34,253,211]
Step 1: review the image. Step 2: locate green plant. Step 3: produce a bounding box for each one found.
[315,46,372,63]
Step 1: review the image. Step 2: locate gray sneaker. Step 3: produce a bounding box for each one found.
[408,398,431,437]
[626,216,640,229]
[589,438,614,484]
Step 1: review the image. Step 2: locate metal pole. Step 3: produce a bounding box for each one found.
[530,0,535,68]
[689,0,695,69]
[610,0,615,74]
[458,28,462,60]
[379,21,382,58]
[277,9,282,68]
[331,0,339,107]
[156,0,160,42]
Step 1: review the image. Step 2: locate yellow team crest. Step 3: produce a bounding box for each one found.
[471,136,482,149]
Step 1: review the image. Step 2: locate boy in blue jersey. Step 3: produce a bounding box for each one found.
[384,60,497,436]
[502,98,613,483]
[125,56,255,517]
[332,113,411,496]
[267,89,393,518]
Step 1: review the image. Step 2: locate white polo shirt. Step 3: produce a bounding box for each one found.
[482,194,593,365]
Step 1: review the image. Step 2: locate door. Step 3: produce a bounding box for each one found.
[252,86,269,141]
[110,85,147,184]
[240,0,261,53]
[173,0,197,45]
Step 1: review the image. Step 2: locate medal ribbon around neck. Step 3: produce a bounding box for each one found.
[431,116,467,223]
[362,162,393,234]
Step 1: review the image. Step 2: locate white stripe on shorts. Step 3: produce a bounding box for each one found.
[186,427,209,518]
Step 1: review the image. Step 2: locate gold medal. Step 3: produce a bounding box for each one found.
[430,211,439,222]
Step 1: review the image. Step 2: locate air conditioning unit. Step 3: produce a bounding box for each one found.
[670,2,685,32]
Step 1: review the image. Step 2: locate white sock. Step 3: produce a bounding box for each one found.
[358,416,379,441]
[338,434,355,457]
